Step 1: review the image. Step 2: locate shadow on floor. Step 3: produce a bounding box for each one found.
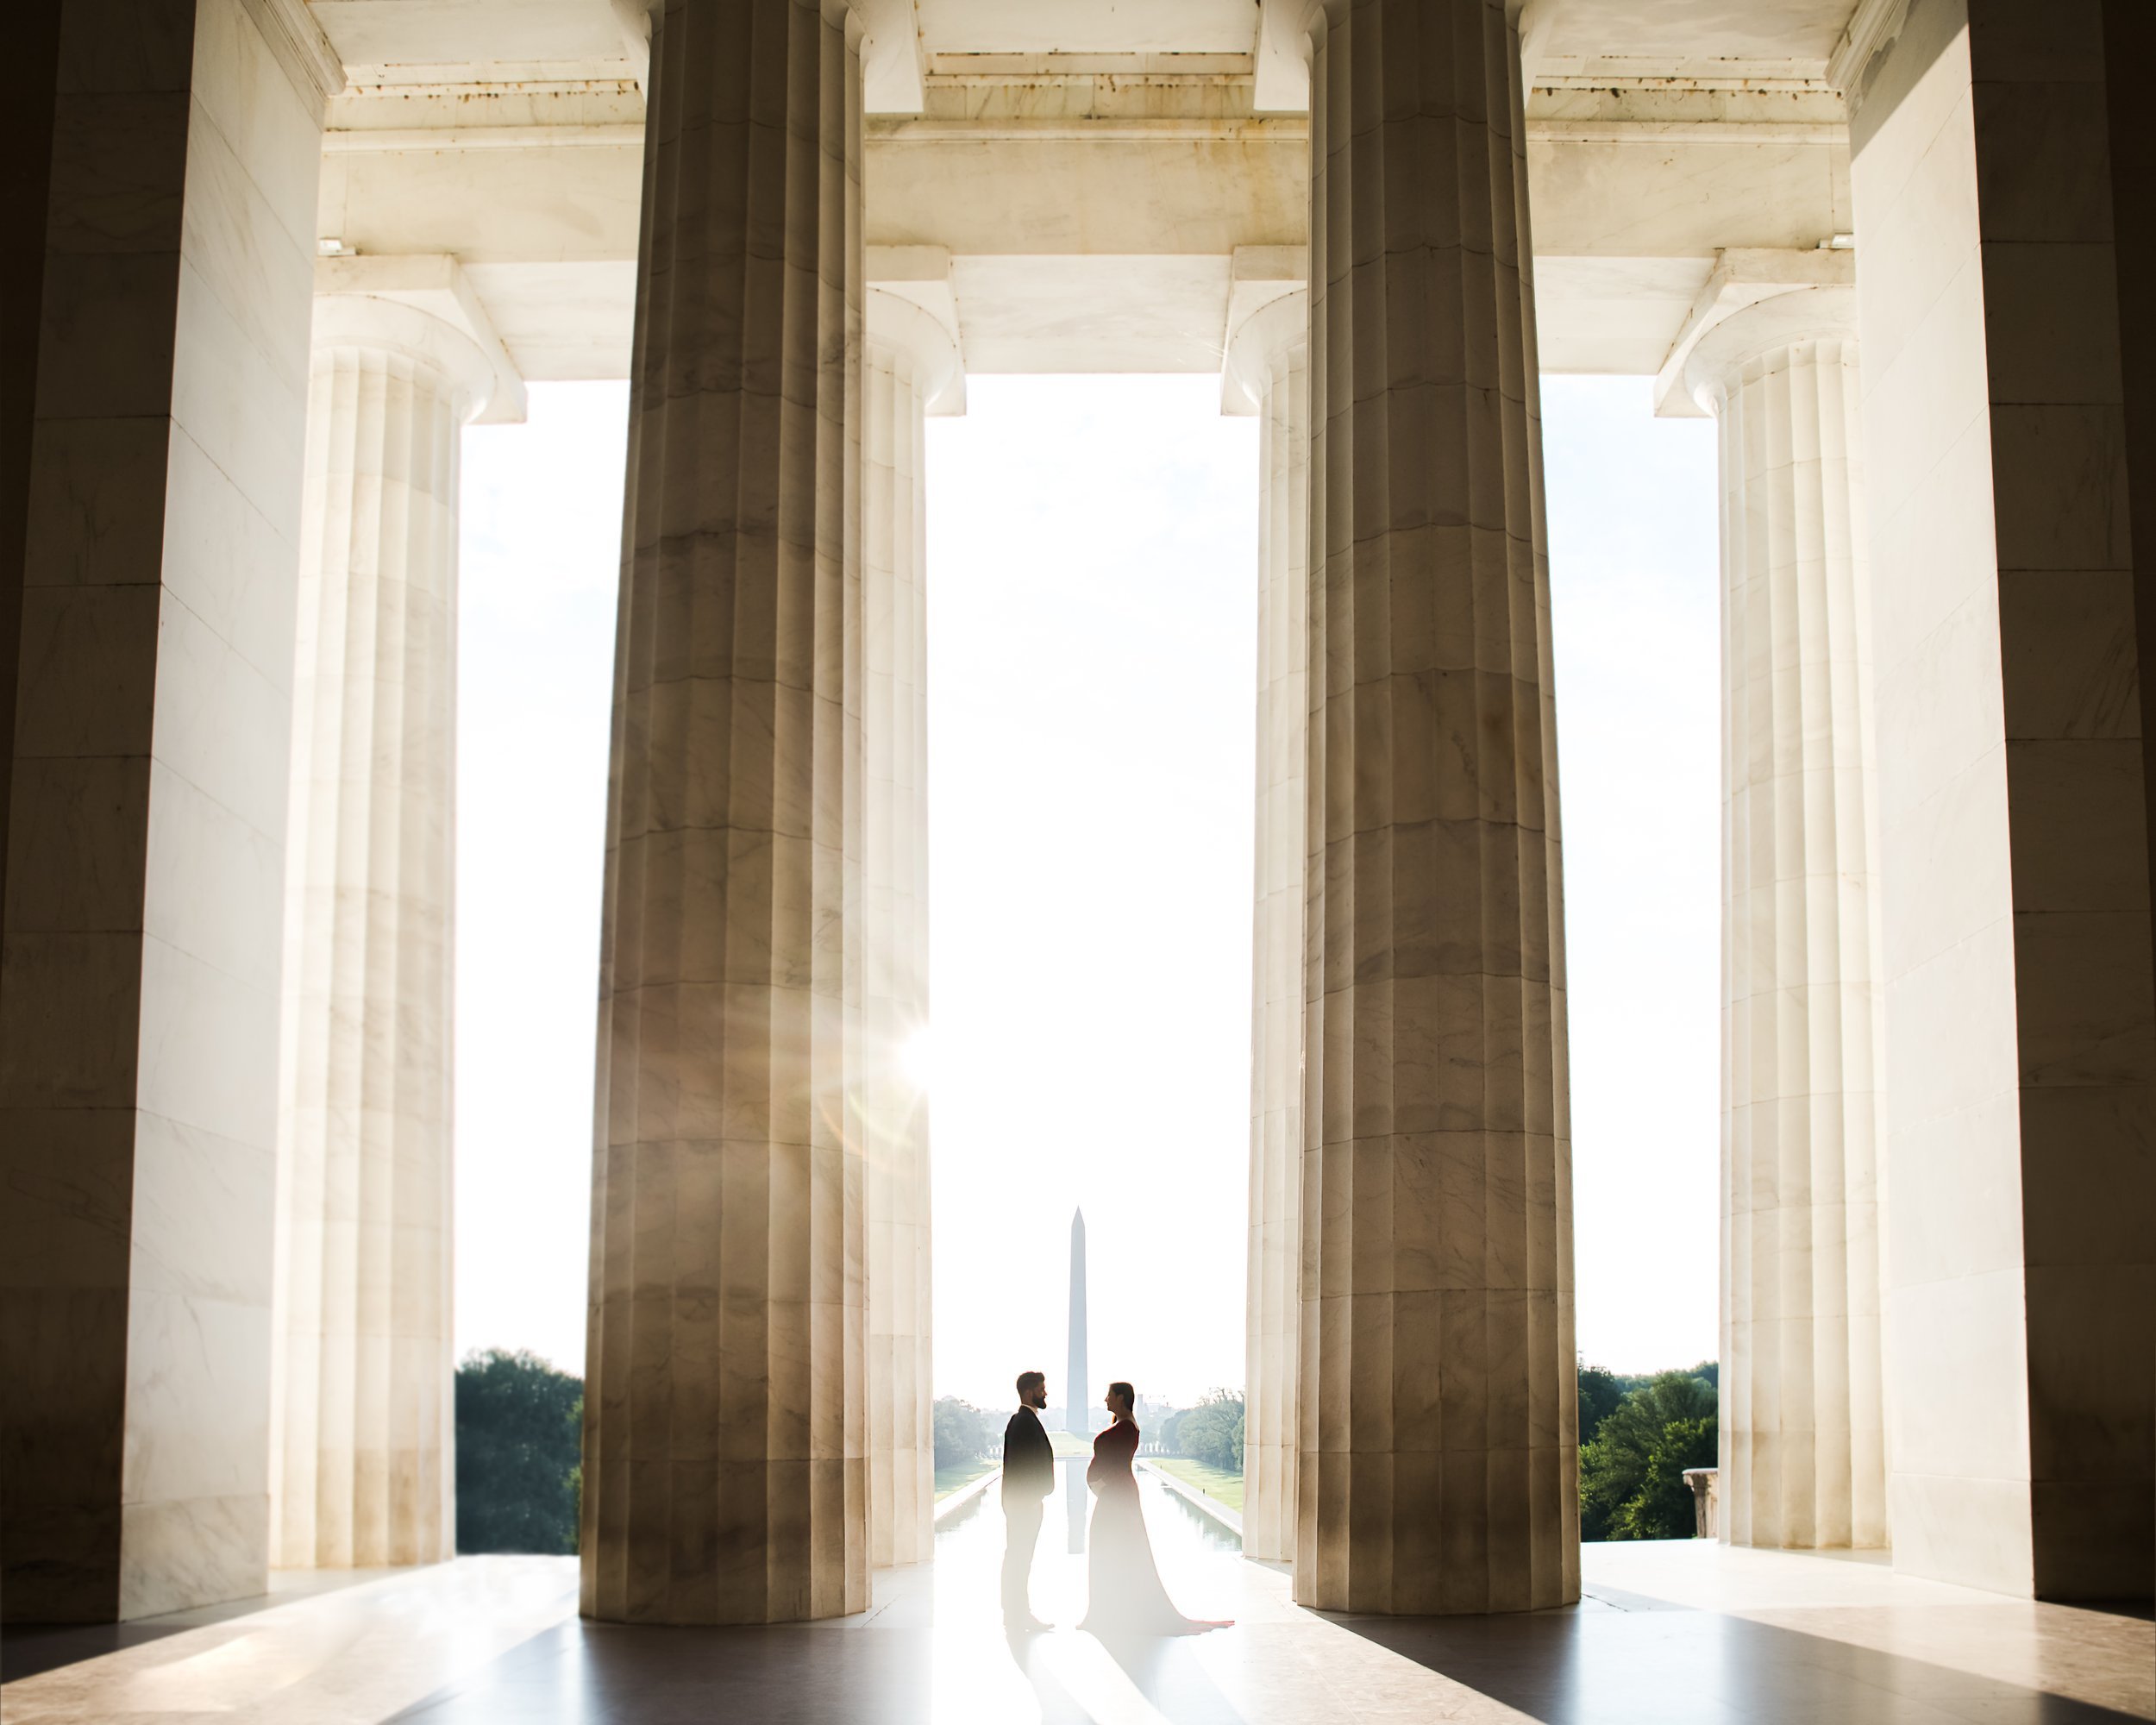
[385,1615,1256,1725]
[1332,1597,2155,1725]
[375,1575,2155,1725]
[391,1619,920,1724]
[3,1620,220,1686]
[0,1567,398,1684]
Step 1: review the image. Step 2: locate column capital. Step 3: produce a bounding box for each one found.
[311,254,526,425]
[1223,288,1308,417]
[866,248,961,405]
[867,287,964,416]
[1254,0,1336,110]
[859,0,925,114]
[1681,284,1859,414]
[1652,247,1857,419]
[824,0,866,54]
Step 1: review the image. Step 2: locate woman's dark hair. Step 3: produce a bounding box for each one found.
[1108,1380,1135,1412]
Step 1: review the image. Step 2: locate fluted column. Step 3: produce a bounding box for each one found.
[1296,0,1576,1615]
[862,290,956,1570]
[581,0,868,1626]
[270,291,504,1570]
[1228,291,1309,1566]
[1687,288,1887,1553]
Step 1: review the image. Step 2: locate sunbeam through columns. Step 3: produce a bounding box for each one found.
[1294,0,1578,1615]
[582,0,868,1626]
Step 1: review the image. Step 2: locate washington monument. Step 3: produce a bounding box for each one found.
[1066,1208,1088,1435]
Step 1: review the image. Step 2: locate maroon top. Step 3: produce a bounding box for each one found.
[1087,1418,1140,1496]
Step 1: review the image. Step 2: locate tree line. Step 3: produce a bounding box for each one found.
[933,1394,993,1468]
[1154,1389,1244,1472]
[452,1352,1718,1552]
[931,1389,1248,1473]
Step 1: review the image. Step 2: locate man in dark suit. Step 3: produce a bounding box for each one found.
[1001,1370,1055,1629]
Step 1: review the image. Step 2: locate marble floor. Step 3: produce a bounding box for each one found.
[3,1465,2149,1724]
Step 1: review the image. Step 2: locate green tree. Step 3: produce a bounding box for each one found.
[1169,1389,1244,1473]
[933,1396,989,1469]
[1578,1369,1717,1542]
[455,1348,582,1554]
[1576,1360,1626,1446]
[1610,1414,1718,1541]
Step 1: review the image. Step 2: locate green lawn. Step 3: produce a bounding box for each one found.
[1048,1428,1094,1458]
[933,1458,999,1501]
[1149,1458,1244,1513]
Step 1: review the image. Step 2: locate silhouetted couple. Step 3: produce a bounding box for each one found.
[1000,1370,1230,1637]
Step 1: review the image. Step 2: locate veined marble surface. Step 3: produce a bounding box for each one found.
[1,1558,577,1723]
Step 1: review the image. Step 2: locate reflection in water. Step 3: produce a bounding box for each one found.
[1062,1455,1087,1552]
[934,1457,1244,1628]
[1141,1467,1244,1556]
[935,1478,993,1535]
[930,1461,1251,1723]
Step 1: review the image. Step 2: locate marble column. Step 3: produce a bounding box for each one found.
[581,0,868,1626]
[267,288,506,1570]
[1685,288,1888,1553]
[1295,0,1576,1615]
[862,289,955,1571]
[1228,290,1309,1567]
[1,0,331,1622]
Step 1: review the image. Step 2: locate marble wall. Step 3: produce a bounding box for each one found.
[1,0,325,1621]
[580,0,869,1626]
[1297,0,1578,1615]
[1850,0,2155,1599]
[1231,290,1309,1568]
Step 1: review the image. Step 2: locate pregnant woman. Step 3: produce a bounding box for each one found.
[1078,1381,1232,1637]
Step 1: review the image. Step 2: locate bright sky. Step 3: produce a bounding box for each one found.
[454,372,1721,1408]
[455,384,621,1379]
